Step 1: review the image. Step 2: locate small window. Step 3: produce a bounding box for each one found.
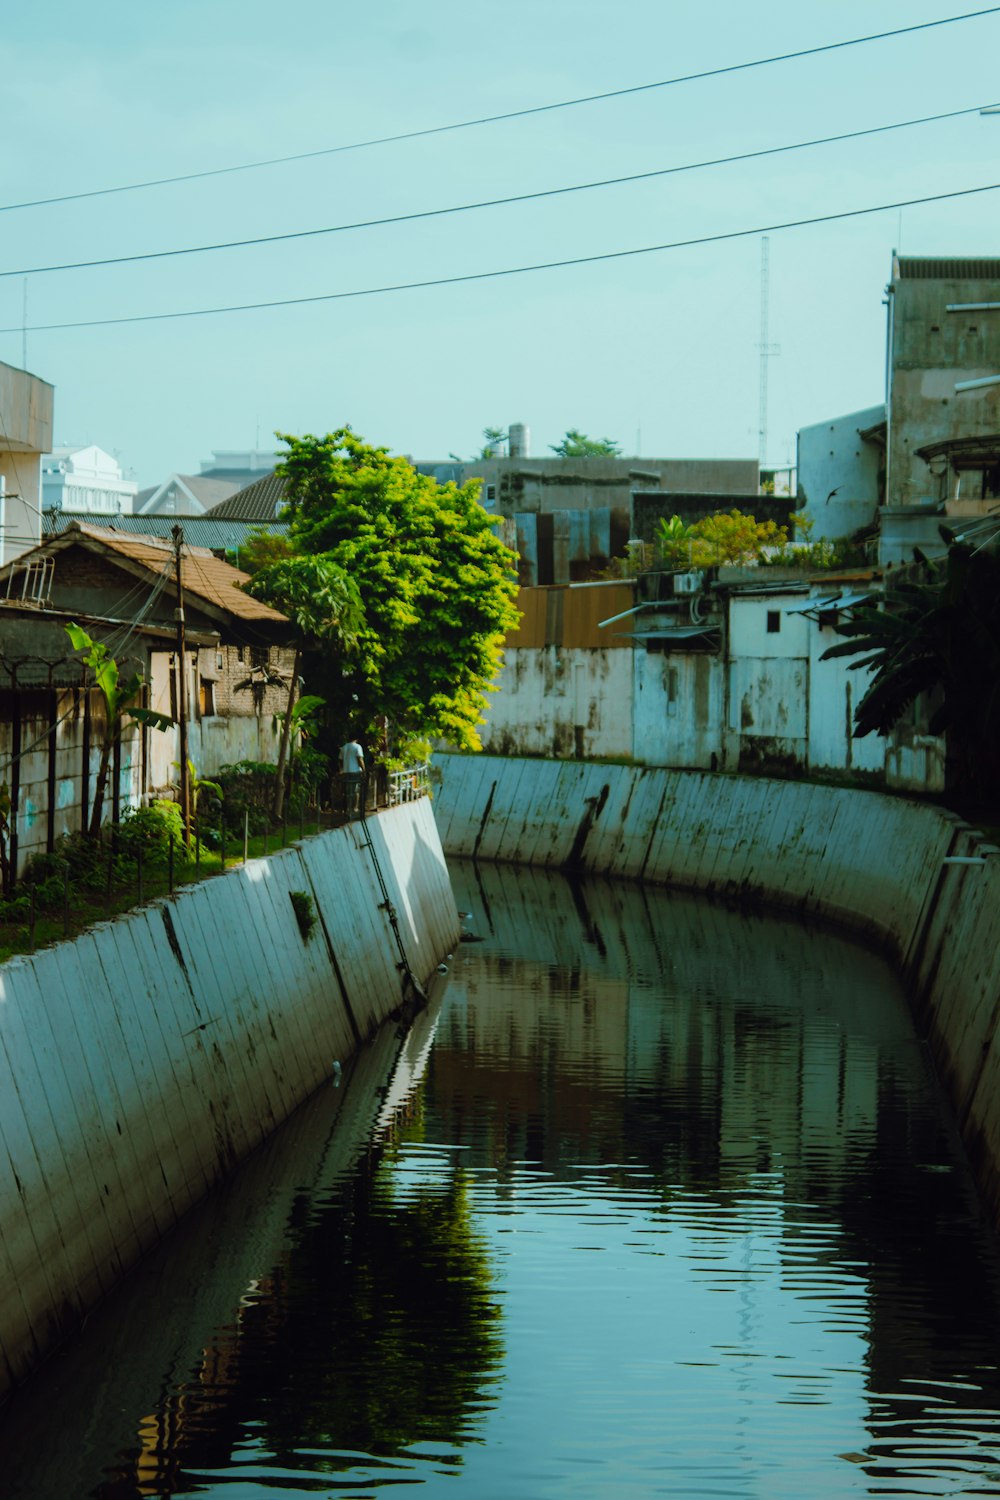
[667,667,679,703]
[766,610,781,634]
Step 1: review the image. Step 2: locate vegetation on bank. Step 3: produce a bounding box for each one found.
[0,781,349,964]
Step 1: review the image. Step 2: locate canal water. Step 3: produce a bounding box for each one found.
[4,861,1000,1498]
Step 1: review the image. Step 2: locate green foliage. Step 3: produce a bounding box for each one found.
[480,425,507,458]
[215,760,278,833]
[821,532,1000,800]
[291,743,329,798]
[238,528,294,574]
[273,693,325,741]
[289,889,317,943]
[549,428,622,457]
[762,511,863,571]
[173,758,223,818]
[117,800,190,859]
[277,427,520,750]
[244,554,364,648]
[657,510,789,567]
[65,623,173,732]
[66,623,175,836]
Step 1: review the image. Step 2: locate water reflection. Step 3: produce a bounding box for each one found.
[3,862,1000,1498]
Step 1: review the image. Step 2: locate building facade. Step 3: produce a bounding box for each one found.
[42,445,137,517]
[883,255,1000,563]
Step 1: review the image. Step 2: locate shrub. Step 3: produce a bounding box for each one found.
[216,761,277,833]
[117,800,188,862]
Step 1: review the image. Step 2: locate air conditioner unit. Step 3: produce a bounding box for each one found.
[672,571,702,596]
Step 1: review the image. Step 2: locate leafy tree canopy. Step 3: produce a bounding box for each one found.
[657,510,789,567]
[244,553,365,816]
[244,553,364,648]
[550,428,622,458]
[237,528,294,575]
[276,428,520,751]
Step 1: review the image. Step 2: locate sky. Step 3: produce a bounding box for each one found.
[2,0,1000,487]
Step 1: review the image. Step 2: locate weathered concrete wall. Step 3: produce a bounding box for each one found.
[0,797,458,1399]
[888,263,1000,512]
[482,646,634,761]
[796,405,884,541]
[434,753,1000,1232]
[633,649,722,769]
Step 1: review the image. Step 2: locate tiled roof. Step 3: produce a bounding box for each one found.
[55,522,288,627]
[207,471,289,520]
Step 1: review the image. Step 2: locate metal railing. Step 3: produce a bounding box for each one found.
[386,762,431,805]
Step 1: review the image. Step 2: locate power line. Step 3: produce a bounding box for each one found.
[6,179,999,336]
[1,7,997,218]
[0,103,986,282]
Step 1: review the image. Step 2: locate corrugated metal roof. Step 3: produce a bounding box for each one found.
[207,472,289,520]
[896,257,1000,281]
[626,625,720,643]
[43,510,289,552]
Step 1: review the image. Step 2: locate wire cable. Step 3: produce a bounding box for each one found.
[0,102,987,281]
[7,179,999,335]
[1,7,997,217]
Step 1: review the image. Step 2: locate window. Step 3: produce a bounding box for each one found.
[766,610,781,634]
[200,679,216,716]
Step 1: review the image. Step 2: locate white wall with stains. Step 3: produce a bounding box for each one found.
[0,798,458,1400]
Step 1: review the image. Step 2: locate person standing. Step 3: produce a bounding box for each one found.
[339,734,366,818]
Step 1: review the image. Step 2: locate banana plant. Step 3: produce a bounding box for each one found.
[66,624,175,837]
[172,758,223,823]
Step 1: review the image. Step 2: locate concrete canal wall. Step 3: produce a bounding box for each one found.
[434,753,1000,1232]
[0,797,459,1400]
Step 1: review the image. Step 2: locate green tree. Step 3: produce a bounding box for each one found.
[66,624,174,837]
[550,428,622,457]
[657,509,789,567]
[244,555,364,819]
[276,428,520,752]
[480,426,507,458]
[237,528,294,575]
[820,534,1000,802]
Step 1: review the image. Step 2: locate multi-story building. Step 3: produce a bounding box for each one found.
[42,444,137,517]
[882,255,1000,563]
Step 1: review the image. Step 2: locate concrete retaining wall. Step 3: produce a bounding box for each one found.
[435,753,1000,1232]
[0,797,458,1399]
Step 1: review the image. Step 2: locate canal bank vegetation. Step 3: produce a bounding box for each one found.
[0,790,333,964]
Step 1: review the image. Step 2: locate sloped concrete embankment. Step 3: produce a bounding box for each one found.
[0,797,459,1400]
[435,753,1000,1231]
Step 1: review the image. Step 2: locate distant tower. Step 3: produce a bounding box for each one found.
[508,423,530,459]
[757,237,780,470]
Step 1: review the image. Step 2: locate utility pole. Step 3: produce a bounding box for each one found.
[172,524,191,845]
[757,237,780,473]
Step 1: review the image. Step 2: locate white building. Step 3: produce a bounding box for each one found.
[42,445,137,517]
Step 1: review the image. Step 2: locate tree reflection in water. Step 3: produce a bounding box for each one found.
[96,1154,503,1497]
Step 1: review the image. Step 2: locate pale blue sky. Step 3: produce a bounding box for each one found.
[3,0,999,486]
